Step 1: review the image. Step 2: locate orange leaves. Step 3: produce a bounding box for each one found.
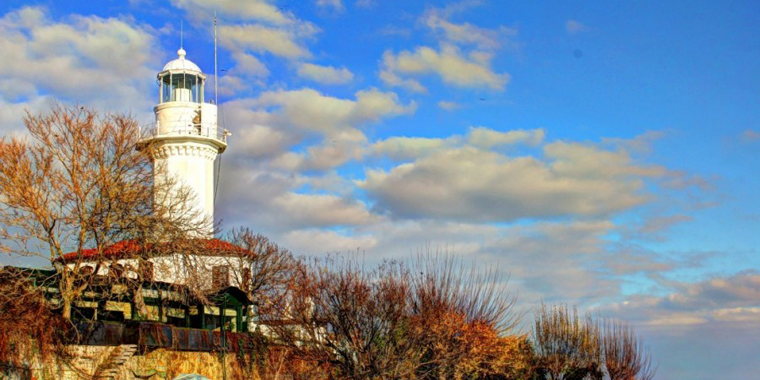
[408,308,519,379]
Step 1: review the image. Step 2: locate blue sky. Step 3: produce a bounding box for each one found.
[0,1,758,378]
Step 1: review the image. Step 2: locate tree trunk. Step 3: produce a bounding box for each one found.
[133,286,148,318]
[61,275,74,320]
[62,298,72,320]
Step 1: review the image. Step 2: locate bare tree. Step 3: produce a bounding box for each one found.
[266,253,521,380]
[599,319,656,380]
[531,303,601,380]
[268,256,421,379]
[221,228,297,315]
[0,104,206,320]
[409,254,519,380]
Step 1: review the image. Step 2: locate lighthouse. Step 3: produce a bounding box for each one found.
[139,48,228,237]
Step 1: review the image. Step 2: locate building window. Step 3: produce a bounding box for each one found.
[212,266,230,288]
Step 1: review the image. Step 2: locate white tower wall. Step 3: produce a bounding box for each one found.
[151,140,219,230]
[154,102,219,138]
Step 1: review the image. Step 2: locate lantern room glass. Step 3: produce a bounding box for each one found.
[160,73,203,103]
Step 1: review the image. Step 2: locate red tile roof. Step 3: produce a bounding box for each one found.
[58,238,242,262]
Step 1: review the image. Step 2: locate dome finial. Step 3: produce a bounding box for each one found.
[177,48,187,59]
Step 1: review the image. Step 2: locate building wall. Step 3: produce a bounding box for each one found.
[15,345,262,380]
[70,254,249,289]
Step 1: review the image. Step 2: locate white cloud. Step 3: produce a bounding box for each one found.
[361,141,666,222]
[317,218,622,304]
[0,7,160,132]
[369,127,545,160]
[622,214,694,242]
[214,88,417,232]
[379,70,427,93]
[599,271,760,327]
[0,78,36,102]
[216,165,378,231]
[590,270,760,380]
[235,124,295,159]
[281,128,369,171]
[316,0,344,12]
[172,0,320,92]
[245,88,415,136]
[0,96,52,136]
[217,75,252,97]
[219,88,415,173]
[371,136,454,160]
[467,127,545,148]
[422,14,517,50]
[437,101,461,111]
[282,229,378,255]
[428,0,486,19]
[479,220,619,302]
[602,130,666,154]
[566,19,587,34]
[0,7,157,97]
[171,0,296,25]
[274,192,376,227]
[230,51,270,78]
[220,23,317,59]
[379,2,516,93]
[297,63,354,85]
[545,141,667,178]
[381,44,509,91]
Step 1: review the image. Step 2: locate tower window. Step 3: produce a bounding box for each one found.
[160,73,202,103]
[161,75,171,103]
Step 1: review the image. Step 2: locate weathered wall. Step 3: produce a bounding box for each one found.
[13,346,262,380]
[130,349,261,380]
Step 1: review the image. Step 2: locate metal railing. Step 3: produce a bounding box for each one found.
[141,122,229,143]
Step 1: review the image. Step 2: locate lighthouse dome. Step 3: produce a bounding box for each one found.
[157,48,206,104]
[162,48,202,73]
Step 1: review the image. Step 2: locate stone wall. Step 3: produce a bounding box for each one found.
[11,346,262,380]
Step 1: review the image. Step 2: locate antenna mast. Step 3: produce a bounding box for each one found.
[180,20,183,49]
[214,12,218,106]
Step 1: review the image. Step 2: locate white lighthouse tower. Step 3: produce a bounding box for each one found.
[139,48,228,236]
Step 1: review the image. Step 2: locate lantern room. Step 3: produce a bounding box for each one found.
[157,48,206,104]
